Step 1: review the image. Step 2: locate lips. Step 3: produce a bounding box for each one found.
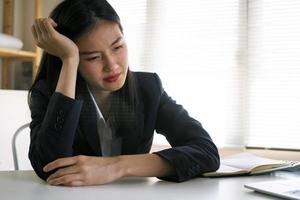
[103,73,121,82]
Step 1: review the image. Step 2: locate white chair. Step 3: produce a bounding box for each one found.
[12,123,31,170]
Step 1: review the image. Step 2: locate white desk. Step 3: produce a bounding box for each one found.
[0,170,299,200]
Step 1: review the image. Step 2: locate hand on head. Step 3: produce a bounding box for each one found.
[31,18,79,63]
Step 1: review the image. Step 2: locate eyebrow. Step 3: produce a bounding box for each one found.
[111,36,123,46]
[79,36,123,55]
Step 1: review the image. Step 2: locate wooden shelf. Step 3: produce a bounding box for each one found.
[1,0,41,89]
[0,48,36,61]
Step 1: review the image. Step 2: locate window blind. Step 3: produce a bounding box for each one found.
[246,0,300,149]
[108,0,300,149]
[108,0,149,71]
[109,0,248,146]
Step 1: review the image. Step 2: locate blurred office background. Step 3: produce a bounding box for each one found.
[1,0,300,169]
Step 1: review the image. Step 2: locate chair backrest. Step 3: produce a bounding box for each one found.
[0,90,31,170]
[12,123,31,170]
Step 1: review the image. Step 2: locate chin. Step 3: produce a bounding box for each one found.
[106,86,122,92]
[104,81,125,92]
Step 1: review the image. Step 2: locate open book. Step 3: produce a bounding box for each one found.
[203,152,300,177]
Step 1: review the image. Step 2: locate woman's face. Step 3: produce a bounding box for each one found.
[76,21,128,92]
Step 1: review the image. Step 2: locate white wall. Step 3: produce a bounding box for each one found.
[0,90,31,170]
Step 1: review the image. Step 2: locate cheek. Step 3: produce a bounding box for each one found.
[79,63,103,79]
[118,46,128,64]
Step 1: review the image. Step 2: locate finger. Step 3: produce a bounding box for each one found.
[44,157,78,172]
[43,18,56,35]
[48,18,58,27]
[31,25,38,41]
[38,18,49,36]
[33,19,43,38]
[48,174,83,186]
[64,181,84,187]
[47,165,79,181]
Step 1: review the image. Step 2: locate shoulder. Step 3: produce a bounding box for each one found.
[132,71,164,95]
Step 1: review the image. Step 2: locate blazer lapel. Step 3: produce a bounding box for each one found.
[76,76,101,156]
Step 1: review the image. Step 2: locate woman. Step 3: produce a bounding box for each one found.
[29,0,219,186]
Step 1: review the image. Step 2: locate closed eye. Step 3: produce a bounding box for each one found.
[86,56,101,61]
[113,45,123,51]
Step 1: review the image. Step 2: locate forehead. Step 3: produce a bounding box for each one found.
[75,21,122,50]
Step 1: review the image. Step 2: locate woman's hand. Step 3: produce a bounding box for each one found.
[44,155,124,186]
[43,154,174,187]
[31,18,79,62]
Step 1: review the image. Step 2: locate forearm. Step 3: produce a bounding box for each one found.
[29,91,83,180]
[118,154,174,178]
[55,58,79,99]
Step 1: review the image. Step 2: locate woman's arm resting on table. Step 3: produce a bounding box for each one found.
[44,154,174,186]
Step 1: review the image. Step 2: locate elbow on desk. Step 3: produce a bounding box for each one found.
[201,143,221,173]
[208,143,221,173]
[28,148,51,182]
[210,149,220,172]
[29,160,50,182]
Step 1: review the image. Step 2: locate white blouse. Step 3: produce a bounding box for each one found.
[88,87,122,156]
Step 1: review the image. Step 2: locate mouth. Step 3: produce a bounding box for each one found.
[103,72,121,83]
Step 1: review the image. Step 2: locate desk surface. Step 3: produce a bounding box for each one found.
[0,170,300,200]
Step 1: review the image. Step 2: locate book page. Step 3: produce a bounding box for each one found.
[203,152,299,177]
[221,153,289,171]
[203,164,248,177]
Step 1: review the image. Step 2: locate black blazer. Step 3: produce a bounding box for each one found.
[29,72,220,182]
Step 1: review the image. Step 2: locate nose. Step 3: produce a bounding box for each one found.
[104,54,118,72]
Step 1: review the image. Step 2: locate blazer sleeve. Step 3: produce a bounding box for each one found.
[152,74,220,182]
[28,81,83,181]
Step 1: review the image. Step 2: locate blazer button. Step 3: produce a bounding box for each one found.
[54,123,63,131]
[58,110,65,117]
[56,116,64,123]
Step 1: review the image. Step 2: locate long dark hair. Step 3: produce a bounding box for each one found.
[29,0,137,128]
